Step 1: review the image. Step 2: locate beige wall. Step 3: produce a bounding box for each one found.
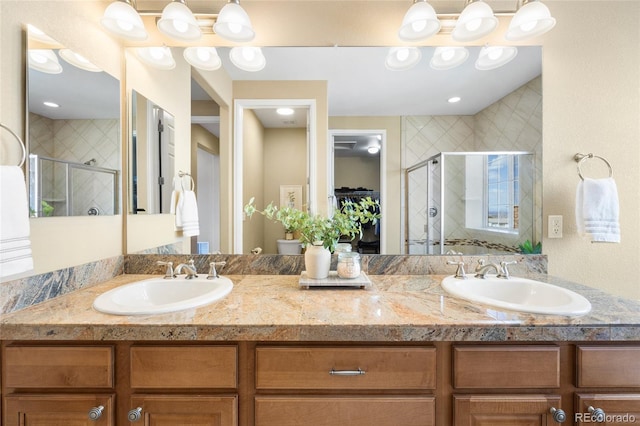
[1,1,639,299]
[242,109,266,253]
[263,127,307,254]
[334,157,381,192]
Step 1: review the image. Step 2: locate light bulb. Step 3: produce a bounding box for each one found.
[411,20,427,33]
[197,49,211,61]
[396,48,410,62]
[117,20,134,32]
[441,48,455,62]
[150,47,165,60]
[465,18,482,32]
[172,20,189,33]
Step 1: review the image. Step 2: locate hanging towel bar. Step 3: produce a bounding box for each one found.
[574,153,613,180]
[0,123,27,167]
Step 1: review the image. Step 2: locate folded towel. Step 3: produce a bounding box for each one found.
[176,190,200,237]
[576,177,620,243]
[0,166,34,278]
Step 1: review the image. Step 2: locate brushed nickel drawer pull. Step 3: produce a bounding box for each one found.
[329,368,365,376]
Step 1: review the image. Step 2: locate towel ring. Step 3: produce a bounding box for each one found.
[0,123,27,167]
[574,153,613,181]
[177,170,195,191]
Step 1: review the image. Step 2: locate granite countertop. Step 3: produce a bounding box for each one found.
[1,273,640,342]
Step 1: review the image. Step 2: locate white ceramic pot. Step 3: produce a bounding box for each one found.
[304,243,331,279]
[277,239,303,254]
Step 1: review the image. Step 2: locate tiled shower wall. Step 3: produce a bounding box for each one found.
[29,113,120,216]
[403,76,543,254]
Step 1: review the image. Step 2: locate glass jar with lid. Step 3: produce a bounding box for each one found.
[337,251,361,279]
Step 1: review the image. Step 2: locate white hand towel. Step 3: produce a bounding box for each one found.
[575,177,620,243]
[176,190,200,237]
[0,166,34,278]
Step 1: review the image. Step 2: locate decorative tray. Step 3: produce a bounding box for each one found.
[299,271,371,289]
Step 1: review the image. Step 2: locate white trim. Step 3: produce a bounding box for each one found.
[233,99,317,254]
[328,129,387,254]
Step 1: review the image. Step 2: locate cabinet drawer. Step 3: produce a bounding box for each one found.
[130,345,237,389]
[577,346,640,387]
[453,345,560,389]
[4,346,113,388]
[255,396,435,426]
[256,346,436,390]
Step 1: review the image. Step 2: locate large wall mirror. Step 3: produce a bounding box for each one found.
[126,44,542,256]
[228,46,542,255]
[26,27,121,217]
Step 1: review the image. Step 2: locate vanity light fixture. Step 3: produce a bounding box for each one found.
[452,0,498,42]
[26,25,58,45]
[430,46,469,70]
[505,0,556,41]
[59,49,102,72]
[229,46,266,72]
[157,0,202,41]
[101,0,148,41]
[183,47,221,70]
[398,0,441,41]
[28,49,63,74]
[475,45,518,70]
[135,46,176,70]
[385,47,422,71]
[213,0,255,42]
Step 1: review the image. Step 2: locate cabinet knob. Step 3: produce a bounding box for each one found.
[88,405,104,421]
[588,406,606,422]
[128,407,142,422]
[549,407,566,423]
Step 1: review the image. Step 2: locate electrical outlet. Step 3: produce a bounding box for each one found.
[548,215,563,238]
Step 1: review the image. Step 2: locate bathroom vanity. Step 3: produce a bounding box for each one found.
[2,273,640,425]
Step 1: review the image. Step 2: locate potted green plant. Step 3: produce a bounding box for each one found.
[244,196,381,279]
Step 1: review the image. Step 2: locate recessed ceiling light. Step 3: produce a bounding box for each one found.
[276,107,294,116]
[448,96,461,103]
[43,101,60,108]
[367,146,380,154]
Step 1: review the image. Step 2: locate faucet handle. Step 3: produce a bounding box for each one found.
[498,260,518,278]
[156,261,175,279]
[207,261,227,279]
[447,261,467,279]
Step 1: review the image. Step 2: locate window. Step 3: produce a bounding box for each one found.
[486,154,519,231]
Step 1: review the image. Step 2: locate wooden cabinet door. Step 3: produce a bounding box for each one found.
[4,394,114,426]
[255,396,435,426]
[129,395,237,426]
[576,394,640,425]
[453,395,564,426]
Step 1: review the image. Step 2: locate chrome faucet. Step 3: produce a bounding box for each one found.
[474,259,501,278]
[175,259,198,279]
[156,261,175,279]
[207,261,227,279]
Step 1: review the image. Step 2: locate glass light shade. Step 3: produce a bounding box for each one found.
[59,49,102,72]
[505,1,556,41]
[26,25,58,45]
[229,46,266,72]
[157,1,202,41]
[136,47,176,70]
[385,47,422,71]
[475,46,518,70]
[452,1,498,42]
[28,49,63,74]
[101,0,148,41]
[398,1,441,41]
[183,47,222,71]
[430,46,469,70]
[213,2,255,42]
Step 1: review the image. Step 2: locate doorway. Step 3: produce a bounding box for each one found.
[329,129,385,254]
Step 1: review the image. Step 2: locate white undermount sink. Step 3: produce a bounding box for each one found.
[93,276,233,315]
[441,274,591,316]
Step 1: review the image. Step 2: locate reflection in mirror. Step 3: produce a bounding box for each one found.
[226,46,541,255]
[129,91,175,214]
[26,27,120,217]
